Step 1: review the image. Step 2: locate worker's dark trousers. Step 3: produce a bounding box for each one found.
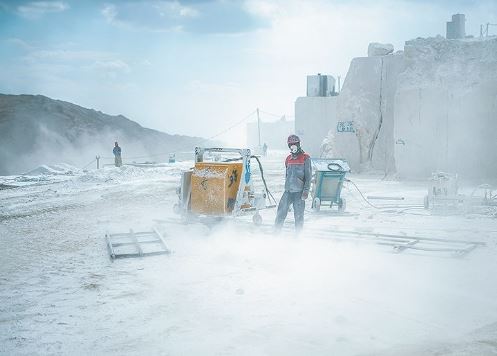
[114,155,122,167]
[275,191,305,231]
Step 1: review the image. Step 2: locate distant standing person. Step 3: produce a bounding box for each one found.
[263,142,268,157]
[113,141,122,167]
[274,135,312,232]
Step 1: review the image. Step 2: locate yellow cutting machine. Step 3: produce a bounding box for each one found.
[191,161,243,215]
[174,147,275,224]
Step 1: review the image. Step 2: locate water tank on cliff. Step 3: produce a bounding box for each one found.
[307,74,336,97]
[446,14,465,39]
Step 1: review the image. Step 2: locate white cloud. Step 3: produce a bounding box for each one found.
[101,4,117,23]
[155,0,199,18]
[92,59,130,73]
[6,37,35,50]
[5,39,124,68]
[187,80,241,94]
[17,1,69,19]
[26,49,114,62]
[178,6,198,18]
[243,0,279,18]
[19,46,131,79]
[100,1,265,34]
[101,1,199,32]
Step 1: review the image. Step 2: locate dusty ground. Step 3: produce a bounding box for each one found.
[1,152,497,355]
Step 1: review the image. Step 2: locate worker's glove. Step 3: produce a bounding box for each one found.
[301,191,309,200]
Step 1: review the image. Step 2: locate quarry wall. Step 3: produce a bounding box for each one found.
[328,36,497,179]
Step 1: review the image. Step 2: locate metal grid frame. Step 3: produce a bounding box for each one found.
[106,228,170,260]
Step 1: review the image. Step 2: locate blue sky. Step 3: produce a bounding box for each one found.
[0,0,496,144]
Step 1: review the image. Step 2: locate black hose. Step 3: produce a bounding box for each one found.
[251,155,277,205]
[221,155,277,205]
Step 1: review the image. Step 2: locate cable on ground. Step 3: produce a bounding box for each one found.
[344,178,382,209]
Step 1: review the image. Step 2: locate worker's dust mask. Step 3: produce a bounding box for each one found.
[290,145,298,154]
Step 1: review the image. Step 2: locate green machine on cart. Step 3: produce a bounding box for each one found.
[310,159,350,212]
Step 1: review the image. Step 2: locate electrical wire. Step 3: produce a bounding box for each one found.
[206,110,257,141]
[86,107,290,165]
[344,178,382,209]
[258,109,294,119]
[344,178,427,212]
[81,158,96,170]
[96,110,257,162]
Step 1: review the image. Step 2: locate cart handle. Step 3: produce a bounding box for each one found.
[328,163,344,171]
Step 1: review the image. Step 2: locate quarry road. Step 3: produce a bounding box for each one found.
[1,153,497,355]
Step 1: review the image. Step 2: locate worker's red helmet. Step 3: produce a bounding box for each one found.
[287,134,300,145]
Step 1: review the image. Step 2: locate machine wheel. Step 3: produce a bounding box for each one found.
[423,195,430,209]
[252,212,263,226]
[312,197,321,212]
[338,198,346,213]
